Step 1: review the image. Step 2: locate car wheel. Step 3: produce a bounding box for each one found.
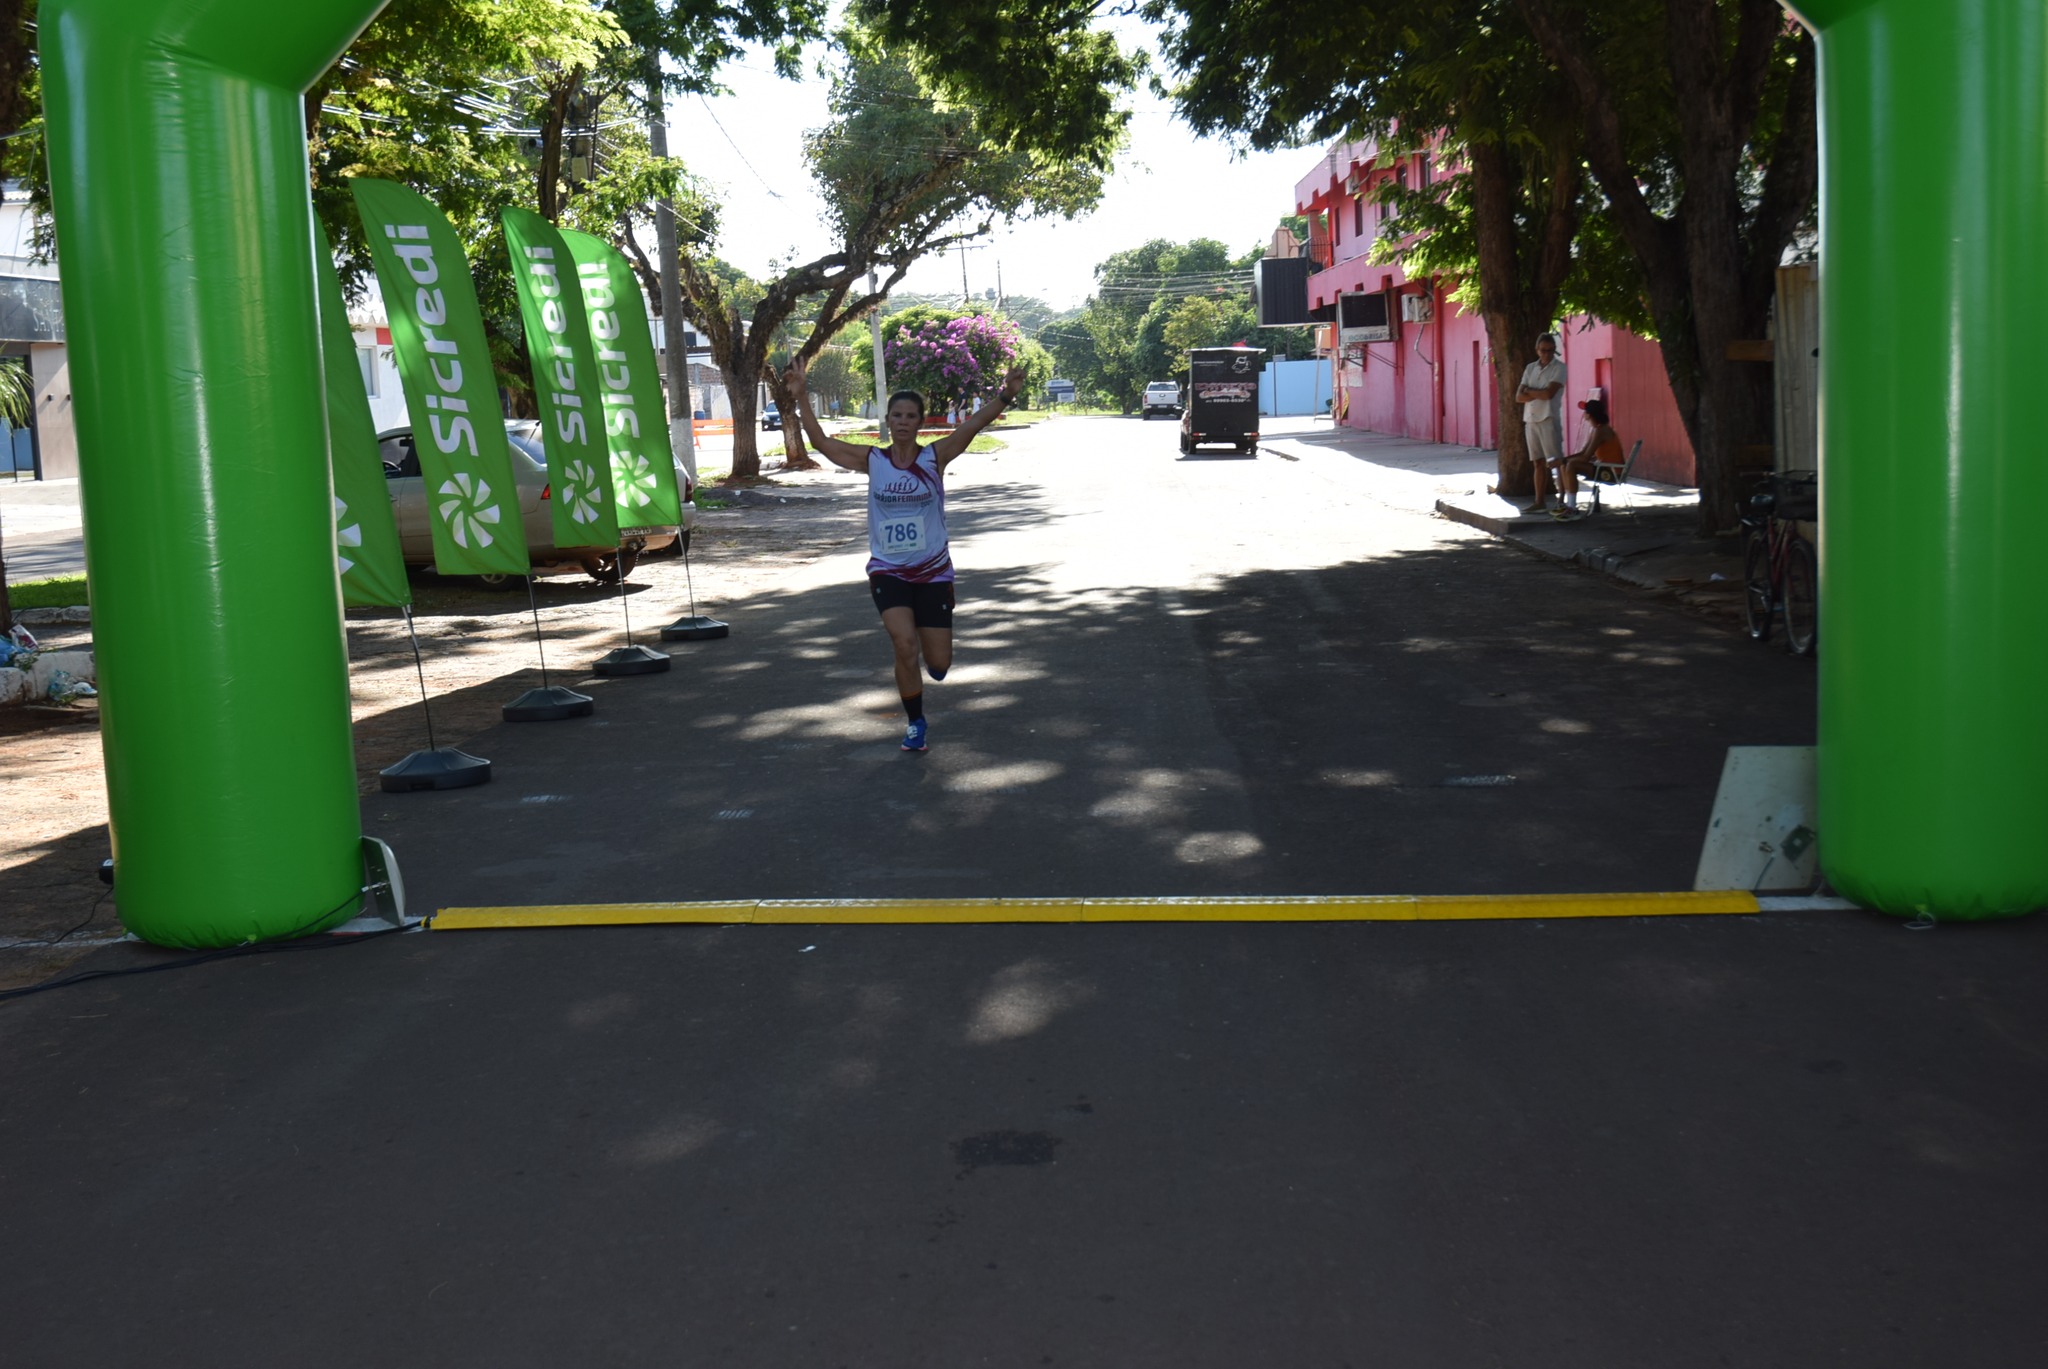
[582,548,641,584]
[473,571,527,592]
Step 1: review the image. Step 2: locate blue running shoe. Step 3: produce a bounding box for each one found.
[902,717,928,751]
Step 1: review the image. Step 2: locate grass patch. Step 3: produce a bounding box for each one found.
[5,574,88,610]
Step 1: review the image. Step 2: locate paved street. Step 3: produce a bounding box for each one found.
[5,415,2045,1366]
[0,477,86,580]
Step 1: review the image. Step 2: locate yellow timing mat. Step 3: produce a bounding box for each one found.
[430,891,1760,931]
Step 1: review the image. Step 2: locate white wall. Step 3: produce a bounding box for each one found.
[1259,357,1334,416]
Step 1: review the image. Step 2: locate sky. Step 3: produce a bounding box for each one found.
[667,21,1320,313]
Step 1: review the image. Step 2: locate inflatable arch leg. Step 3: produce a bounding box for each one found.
[1789,1,2048,918]
[38,0,389,947]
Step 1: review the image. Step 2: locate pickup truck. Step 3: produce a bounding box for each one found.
[1141,381,1182,419]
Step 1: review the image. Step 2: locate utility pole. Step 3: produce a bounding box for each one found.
[996,259,1005,314]
[959,240,970,306]
[644,56,699,486]
[869,269,889,440]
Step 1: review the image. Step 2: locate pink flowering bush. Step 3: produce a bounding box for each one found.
[885,314,1020,416]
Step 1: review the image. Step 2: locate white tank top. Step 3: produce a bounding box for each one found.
[866,445,953,582]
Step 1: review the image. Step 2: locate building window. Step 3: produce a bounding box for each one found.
[1354,195,1365,238]
[356,345,378,397]
[1419,153,1431,187]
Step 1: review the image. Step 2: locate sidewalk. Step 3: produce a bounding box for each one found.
[1257,417,1749,617]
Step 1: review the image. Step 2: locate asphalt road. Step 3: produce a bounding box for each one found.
[6,416,2045,1367]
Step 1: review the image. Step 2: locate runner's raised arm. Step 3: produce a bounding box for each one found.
[784,362,872,471]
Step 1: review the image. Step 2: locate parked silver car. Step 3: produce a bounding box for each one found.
[379,421,692,587]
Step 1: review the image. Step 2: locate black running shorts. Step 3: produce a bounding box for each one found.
[869,574,955,629]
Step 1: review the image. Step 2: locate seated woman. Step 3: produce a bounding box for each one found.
[1553,397,1622,518]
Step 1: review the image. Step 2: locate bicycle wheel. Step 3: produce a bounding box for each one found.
[1782,535,1818,656]
[1743,531,1773,642]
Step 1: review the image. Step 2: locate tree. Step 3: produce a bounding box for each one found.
[306,2,826,414]
[679,32,1110,479]
[1511,0,1818,531]
[852,0,1140,171]
[885,314,1022,416]
[1160,295,1257,367]
[1152,0,1598,498]
[1043,237,1280,411]
[804,345,857,414]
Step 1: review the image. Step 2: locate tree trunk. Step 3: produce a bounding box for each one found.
[1466,134,1578,497]
[763,367,818,470]
[725,371,761,481]
[536,75,577,224]
[1512,0,1815,534]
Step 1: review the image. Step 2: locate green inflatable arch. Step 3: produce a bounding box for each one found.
[33,0,2047,941]
[39,0,387,947]
[1791,0,2048,918]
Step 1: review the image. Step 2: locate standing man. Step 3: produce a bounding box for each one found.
[1515,333,1568,513]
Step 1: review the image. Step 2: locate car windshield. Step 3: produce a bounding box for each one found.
[505,431,548,470]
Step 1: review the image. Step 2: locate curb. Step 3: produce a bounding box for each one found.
[12,605,92,625]
[1434,497,1704,596]
[715,486,853,509]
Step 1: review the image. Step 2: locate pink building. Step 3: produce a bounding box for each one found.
[1295,141,1697,486]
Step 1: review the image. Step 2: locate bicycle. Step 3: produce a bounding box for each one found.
[1741,470,1818,655]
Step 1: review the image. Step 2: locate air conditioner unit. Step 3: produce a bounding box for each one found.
[1344,171,1365,195]
[1400,293,1432,323]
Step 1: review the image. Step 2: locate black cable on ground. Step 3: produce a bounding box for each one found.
[0,904,407,1006]
[3,888,114,951]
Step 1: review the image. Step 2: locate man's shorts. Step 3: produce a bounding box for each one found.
[869,574,955,629]
[1525,417,1564,463]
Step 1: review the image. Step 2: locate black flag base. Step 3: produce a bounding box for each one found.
[661,615,730,641]
[380,747,493,792]
[594,644,672,676]
[503,685,595,722]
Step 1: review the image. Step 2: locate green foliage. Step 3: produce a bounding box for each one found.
[806,36,1106,258]
[1039,233,1308,409]
[1011,337,1054,402]
[1159,296,1255,367]
[681,28,1114,478]
[0,358,30,427]
[850,0,1140,172]
[801,345,858,411]
[3,574,87,610]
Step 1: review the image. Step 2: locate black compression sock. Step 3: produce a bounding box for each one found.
[902,693,924,722]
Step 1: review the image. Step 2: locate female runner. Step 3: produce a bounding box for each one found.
[784,360,1025,750]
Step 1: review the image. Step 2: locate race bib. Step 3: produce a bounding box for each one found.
[878,515,925,554]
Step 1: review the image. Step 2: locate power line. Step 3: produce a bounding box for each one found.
[698,94,784,201]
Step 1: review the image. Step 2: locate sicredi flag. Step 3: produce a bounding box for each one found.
[351,179,528,578]
[559,228,683,528]
[315,235,410,609]
[501,207,620,550]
